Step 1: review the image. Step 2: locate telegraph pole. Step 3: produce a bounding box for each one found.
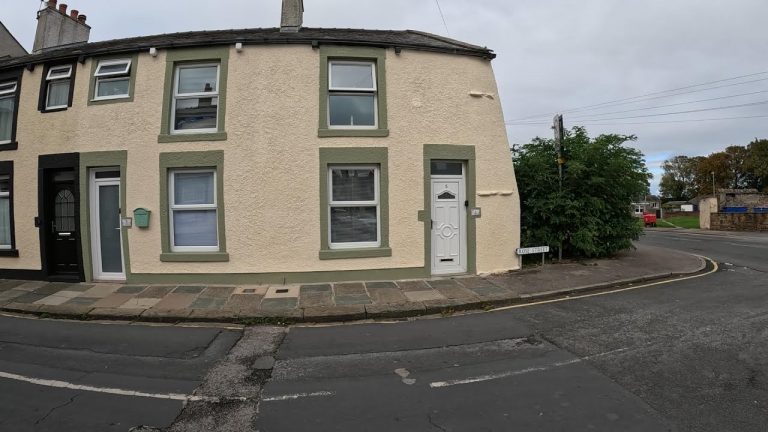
[553,115,565,261]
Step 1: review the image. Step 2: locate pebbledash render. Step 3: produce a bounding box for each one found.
[0,0,520,285]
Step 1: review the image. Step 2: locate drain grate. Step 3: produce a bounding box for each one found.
[275,288,289,294]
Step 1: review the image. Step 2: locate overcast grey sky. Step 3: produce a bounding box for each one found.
[3,0,767,193]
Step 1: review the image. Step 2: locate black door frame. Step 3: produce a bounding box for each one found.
[38,153,84,282]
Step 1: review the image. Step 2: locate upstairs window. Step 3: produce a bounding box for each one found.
[328,61,377,128]
[0,81,17,144]
[93,59,131,100]
[45,65,72,110]
[172,63,219,133]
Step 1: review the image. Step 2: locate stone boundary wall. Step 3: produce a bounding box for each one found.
[710,213,768,232]
[664,211,698,218]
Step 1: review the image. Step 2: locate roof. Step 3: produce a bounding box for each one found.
[0,21,28,59]
[0,27,494,69]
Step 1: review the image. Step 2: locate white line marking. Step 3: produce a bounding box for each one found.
[489,255,717,312]
[726,242,766,249]
[429,347,630,388]
[0,370,235,402]
[261,391,334,402]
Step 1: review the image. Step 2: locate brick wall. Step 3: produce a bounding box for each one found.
[710,213,768,232]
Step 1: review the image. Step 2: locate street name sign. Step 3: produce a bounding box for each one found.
[516,246,550,255]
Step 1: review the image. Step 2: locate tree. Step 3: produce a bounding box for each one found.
[659,155,699,200]
[513,127,651,258]
[746,139,768,191]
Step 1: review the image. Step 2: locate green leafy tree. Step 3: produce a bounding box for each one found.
[659,155,700,200]
[513,127,651,258]
[746,139,768,191]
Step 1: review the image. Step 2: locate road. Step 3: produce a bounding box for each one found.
[256,229,768,431]
[2,228,767,431]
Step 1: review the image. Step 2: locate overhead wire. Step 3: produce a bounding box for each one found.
[507,71,768,121]
[505,114,768,127]
[434,0,450,36]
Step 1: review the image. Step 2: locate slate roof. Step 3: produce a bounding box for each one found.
[0,27,495,69]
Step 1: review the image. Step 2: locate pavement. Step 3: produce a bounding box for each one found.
[0,243,705,323]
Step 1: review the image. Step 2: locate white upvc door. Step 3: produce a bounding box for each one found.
[431,169,467,275]
[89,169,125,281]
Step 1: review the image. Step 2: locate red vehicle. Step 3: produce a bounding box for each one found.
[643,212,657,227]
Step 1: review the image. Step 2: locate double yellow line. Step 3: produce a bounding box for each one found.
[489,254,718,312]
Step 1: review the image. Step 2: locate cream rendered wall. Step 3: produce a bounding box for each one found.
[0,44,520,275]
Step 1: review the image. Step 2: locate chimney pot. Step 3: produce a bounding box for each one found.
[48,0,57,9]
[70,10,79,19]
[58,4,67,14]
[77,14,87,24]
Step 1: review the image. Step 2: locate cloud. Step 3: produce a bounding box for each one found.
[3,0,767,194]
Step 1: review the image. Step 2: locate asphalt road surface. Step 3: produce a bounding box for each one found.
[257,229,768,431]
[0,318,241,431]
[3,228,767,431]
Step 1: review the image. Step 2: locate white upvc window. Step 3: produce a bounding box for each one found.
[327,61,378,129]
[169,169,219,252]
[93,58,132,100]
[45,65,72,110]
[328,165,380,249]
[171,63,220,134]
[0,175,11,250]
[0,81,17,144]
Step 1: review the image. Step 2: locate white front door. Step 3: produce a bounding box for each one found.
[90,169,125,281]
[431,166,466,275]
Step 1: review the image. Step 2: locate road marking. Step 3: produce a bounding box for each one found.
[0,370,237,402]
[395,368,416,385]
[429,347,629,388]
[261,391,334,402]
[726,242,766,249]
[489,255,718,312]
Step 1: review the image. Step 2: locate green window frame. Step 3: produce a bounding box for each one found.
[159,151,229,262]
[158,47,229,143]
[319,147,391,259]
[318,46,389,137]
[87,53,139,106]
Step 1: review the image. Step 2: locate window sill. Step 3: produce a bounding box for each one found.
[88,96,133,106]
[0,141,18,152]
[160,252,229,262]
[319,247,391,260]
[0,249,20,257]
[158,132,228,143]
[318,128,389,138]
[40,107,68,114]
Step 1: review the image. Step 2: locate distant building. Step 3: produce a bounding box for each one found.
[718,189,768,213]
[632,195,661,217]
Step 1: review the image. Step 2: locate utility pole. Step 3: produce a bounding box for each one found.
[553,114,565,261]
[711,171,716,196]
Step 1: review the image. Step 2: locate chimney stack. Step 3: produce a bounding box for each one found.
[33,1,90,53]
[280,0,303,33]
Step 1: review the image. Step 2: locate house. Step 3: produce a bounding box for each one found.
[717,189,768,213]
[632,195,661,217]
[662,200,695,213]
[0,0,520,284]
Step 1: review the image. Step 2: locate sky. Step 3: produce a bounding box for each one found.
[3,0,767,193]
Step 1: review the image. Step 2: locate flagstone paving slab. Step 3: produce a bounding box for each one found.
[14,281,48,292]
[403,289,445,302]
[34,294,72,306]
[397,280,432,292]
[119,298,162,309]
[300,284,332,293]
[173,286,206,294]
[367,288,407,305]
[189,297,227,309]
[334,294,372,305]
[93,293,135,308]
[428,279,478,299]
[0,280,26,291]
[264,285,300,299]
[261,297,298,310]
[64,296,100,306]
[81,284,121,297]
[223,293,264,311]
[199,286,235,298]
[0,289,27,302]
[153,293,199,309]
[10,292,47,304]
[333,282,366,296]
[235,285,269,295]
[300,291,333,308]
[137,286,175,298]
[366,281,397,290]
[116,285,147,294]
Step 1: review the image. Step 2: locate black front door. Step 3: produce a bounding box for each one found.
[44,169,80,277]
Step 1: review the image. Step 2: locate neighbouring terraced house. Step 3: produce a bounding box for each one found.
[0,0,520,284]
